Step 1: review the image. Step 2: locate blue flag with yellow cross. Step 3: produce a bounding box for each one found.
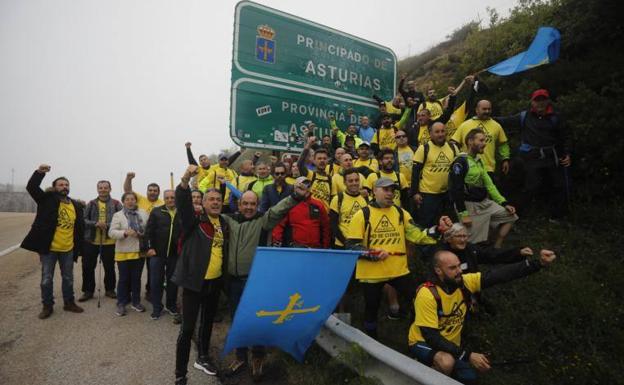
[223,247,359,361]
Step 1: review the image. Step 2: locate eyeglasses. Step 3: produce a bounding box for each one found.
[395,135,406,139]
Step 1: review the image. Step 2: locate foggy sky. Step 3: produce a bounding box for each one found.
[0,0,516,200]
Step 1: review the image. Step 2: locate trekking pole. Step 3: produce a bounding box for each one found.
[97,228,103,308]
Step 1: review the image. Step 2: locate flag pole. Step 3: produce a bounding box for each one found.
[170,172,174,189]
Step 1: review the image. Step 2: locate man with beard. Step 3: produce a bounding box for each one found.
[411,122,460,227]
[370,113,398,155]
[123,172,164,214]
[353,141,379,173]
[449,128,517,248]
[297,137,332,209]
[408,249,556,384]
[259,162,293,213]
[185,142,213,188]
[80,180,122,301]
[452,100,511,178]
[366,149,409,208]
[22,164,85,319]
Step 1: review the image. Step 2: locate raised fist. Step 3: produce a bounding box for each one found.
[37,164,51,173]
[126,172,136,179]
[185,142,192,148]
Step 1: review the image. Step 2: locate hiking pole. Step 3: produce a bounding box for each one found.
[97,228,103,308]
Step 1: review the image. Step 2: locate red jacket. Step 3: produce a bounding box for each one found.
[272,196,330,248]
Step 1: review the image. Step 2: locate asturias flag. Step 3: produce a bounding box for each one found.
[487,27,560,76]
[223,247,360,361]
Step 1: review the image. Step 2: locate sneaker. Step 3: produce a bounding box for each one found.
[116,304,127,316]
[194,357,218,376]
[226,358,247,377]
[251,357,264,382]
[172,313,182,324]
[105,290,117,299]
[63,302,84,313]
[131,303,146,312]
[38,304,53,319]
[150,312,161,320]
[387,310,405,321]
[165,306,179,316]
[78,292,93,302]
[174,376,187,385]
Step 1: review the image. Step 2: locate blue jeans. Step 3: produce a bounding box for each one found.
[40,251,75,305]
[228,277,265,361]
[116,258,144,306]
[409,342,477,384]
[149,255,178,315]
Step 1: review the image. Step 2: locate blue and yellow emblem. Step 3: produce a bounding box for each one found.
[256,24,275,64]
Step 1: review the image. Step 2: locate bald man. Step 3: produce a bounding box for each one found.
[451,100,511,177]
[408,249,556,384]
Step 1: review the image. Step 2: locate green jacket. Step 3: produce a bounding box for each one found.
[220,195,297,277]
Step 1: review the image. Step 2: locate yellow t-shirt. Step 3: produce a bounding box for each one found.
[93,200,116,245]
[409,273,481,347]
[346,206,413,280]
[199,167,238,202]
[301,168,332,209]
[285,176,296,185]
[50,201,76,252]
[136,193,164,214]
[397,145,414,186]
[452,118,508,172]
[115,251,140,262]
[371,127,397,151]
[205,216,224,279]
[331,173,366,196]
[418,100,444,121]
[353,158,379,173]
[417,125,431,146]
[234,174,257,192]
[412,142,457,194]
[365,171,408,206]
[326,163,342,177]
[329,192,368,247]
[193,166,212,189]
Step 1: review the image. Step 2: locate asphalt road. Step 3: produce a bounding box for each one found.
[0,213,224,385]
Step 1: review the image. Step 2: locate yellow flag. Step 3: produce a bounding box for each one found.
[445,101,467,139]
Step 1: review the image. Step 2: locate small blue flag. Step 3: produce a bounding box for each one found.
[222,247,359,361]
[487,27,561,76]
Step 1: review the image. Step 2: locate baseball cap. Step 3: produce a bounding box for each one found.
[358,141,371,148]
[295,176,311,187]
[531,89,550,100]
[218,153,228,160]
[374,177,398,189]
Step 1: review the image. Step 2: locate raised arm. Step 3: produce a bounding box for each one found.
[123,172,135,193]
[26,165,50,203]
[177,165,199,234]
[481,250,556,289]
[185,142,198,165]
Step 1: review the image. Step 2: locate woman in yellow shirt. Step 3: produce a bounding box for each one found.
[109,192,149,317]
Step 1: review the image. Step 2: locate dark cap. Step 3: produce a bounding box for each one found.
[531,89,550,100]
[374,177,398,189]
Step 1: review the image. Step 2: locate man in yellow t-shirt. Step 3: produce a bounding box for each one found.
[199,153,239,212]
[21,164,85,319]
[123,171,164,214]
[354,142,379,173]
[80,180,123,301]
[365,149,409,208]
[395,129,414,187]
[370,114,397,155]
[408,249,556,384]
[345,177,451,338]
[331,153,367,198]
[185,142,213,188]
[330,168,368,248]
[297,137,332,209]
[451,100,510,175]
[410,122,459,227]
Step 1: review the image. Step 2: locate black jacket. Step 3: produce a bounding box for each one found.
[171,185,229,293]
[434,242,525,273]
[146,205,182,258]
[259,183,293,213]
[21,171,84,260]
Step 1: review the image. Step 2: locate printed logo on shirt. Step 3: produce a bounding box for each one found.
[374,215,396,233]
[440,300,466,334]
[311,179,331,204]
[476,122,493,144]
[429,151,452,173]
[342,201,363,224]
[57,206,74,229]
[369,214,402,246]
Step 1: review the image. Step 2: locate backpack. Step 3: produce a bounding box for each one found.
[416,281,472,317]
[361,205,404,242]
[519,110,558,129]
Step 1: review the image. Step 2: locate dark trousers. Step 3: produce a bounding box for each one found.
[361,274,415,335]
[148,255,178,315]
[228,277,265,361]
[175,278,222,378]
[81,242,116,293]
[417,192,450,228]
[117,258,144,306]
[522,159,567,219]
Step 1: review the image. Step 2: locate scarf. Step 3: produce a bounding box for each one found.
[123,207,144,234]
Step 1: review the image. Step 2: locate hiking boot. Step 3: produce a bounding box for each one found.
[174,376,187,385]
[78,292,93,302]
[194,357,218,376]
[63,302,84,313]
[38,304,53,319]
[131,303,146,312]
[226,358,247,377]
[251,356,264,382]
[105,290,117,299]
[116,304,127,316]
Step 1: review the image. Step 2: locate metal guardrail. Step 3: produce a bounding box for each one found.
[316,315,462,385]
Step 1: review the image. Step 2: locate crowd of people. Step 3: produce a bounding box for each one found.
[21,75,569,385]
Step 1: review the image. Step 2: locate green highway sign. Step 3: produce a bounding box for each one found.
[231,78,382,151]
[230,1,397,151]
